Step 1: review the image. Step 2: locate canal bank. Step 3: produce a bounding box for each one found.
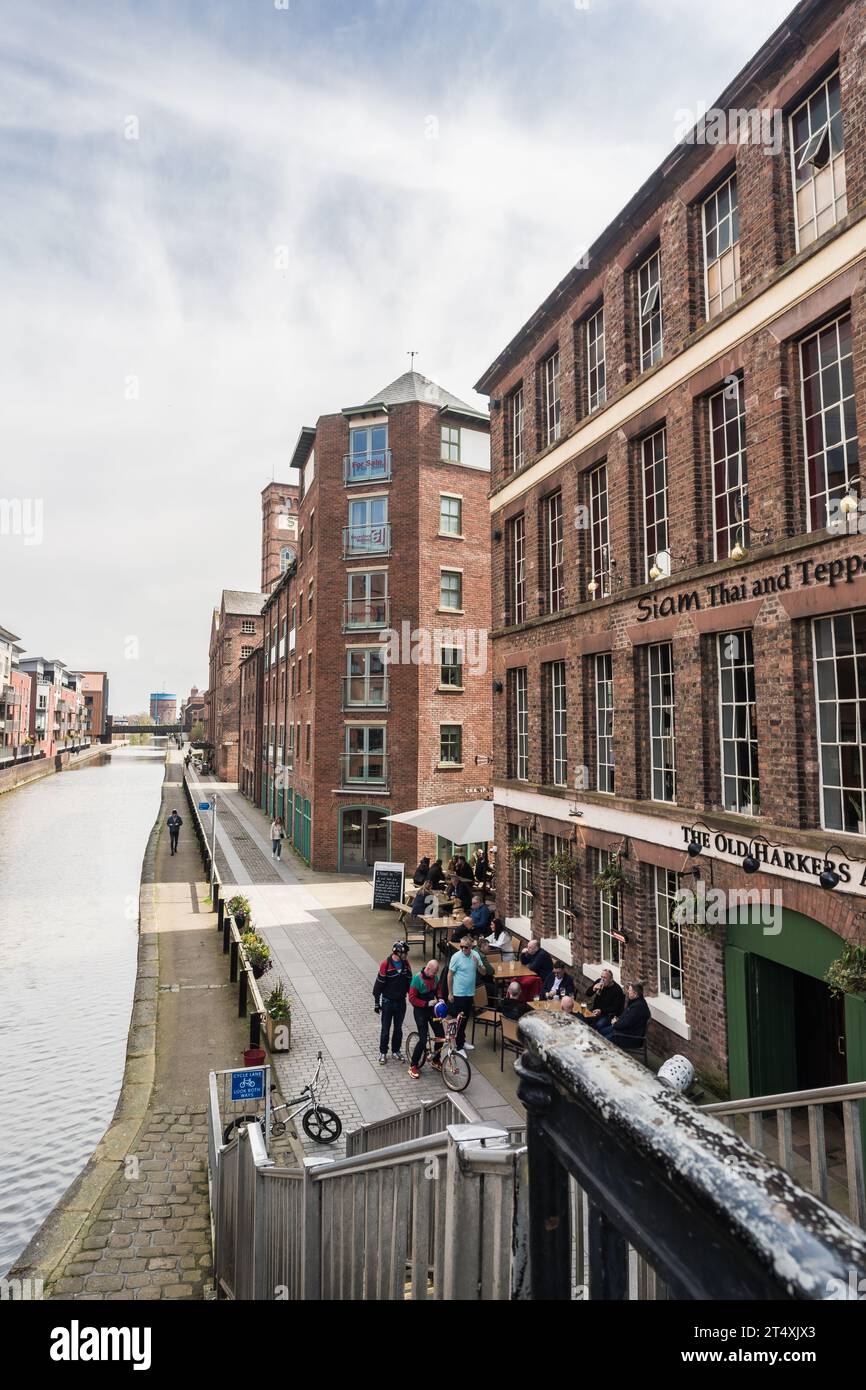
[0,739,130,797]
[10,750,249,1298]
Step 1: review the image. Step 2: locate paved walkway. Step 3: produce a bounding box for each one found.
[189,773,523,1152]
[44,753,250,1300]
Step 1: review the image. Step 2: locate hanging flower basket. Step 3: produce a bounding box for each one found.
[593,859,629,900]
[824,943,866,998]
[511,840,536,860]
[548,852,576,879]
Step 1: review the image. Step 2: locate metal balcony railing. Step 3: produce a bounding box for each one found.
[342,523,391,558]
[341,674,389,711]
[341,597,390,632]
[343,450,392,486]
[339,752,389,788]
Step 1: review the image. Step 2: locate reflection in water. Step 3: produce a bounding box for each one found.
[0,747,164,1275]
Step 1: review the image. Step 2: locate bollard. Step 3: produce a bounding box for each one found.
[223,916,231,954]
[249,1010,261,1049]
[230,938,238,983]
[217,895,224,932]
[238,969,248,1018]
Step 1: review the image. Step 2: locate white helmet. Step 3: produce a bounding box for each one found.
[657,1054,695,1094]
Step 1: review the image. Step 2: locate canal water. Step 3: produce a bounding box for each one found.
[0,745,165,1276]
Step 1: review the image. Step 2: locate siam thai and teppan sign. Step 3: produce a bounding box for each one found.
[681,824,866,888]
[636,554,866,622]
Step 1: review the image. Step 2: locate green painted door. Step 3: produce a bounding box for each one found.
[747,954,797,1096]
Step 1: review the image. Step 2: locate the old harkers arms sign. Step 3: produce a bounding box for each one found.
[636,554,865,622]
[682,824,866,888]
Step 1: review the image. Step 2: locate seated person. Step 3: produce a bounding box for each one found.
[410,880,436,918]
[519,938,553,981]
[486,917,514,961]
[584,968,625,1029]
[560,995,575,1014]
[428,859,445,888]
[468,895,494,934]
[597,982,650,1051]
[448,874,472,914]
[544,960,576,1000]
[412,856,431,886]
[501,980,530,1021]
[450,918,471,943]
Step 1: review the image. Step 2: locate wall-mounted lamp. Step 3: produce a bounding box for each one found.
[730,524,772,562]
[649,549,688,583]
[818,844,847,891]
[492,680,504,694]
[493,529,503,542]
[839,477,861,516]
[685,821,712,857]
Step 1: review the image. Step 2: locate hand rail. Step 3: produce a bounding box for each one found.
[703,1078,866,1114]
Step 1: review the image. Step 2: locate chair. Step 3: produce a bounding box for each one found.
[471,983,501,1046]
[500,1014,523,1071]
[616,1034,648,1067]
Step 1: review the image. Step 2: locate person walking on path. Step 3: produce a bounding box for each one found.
[407,959,444,1078]
[373,942,412,1064]
[270,816,285,859]
[167,808,183,856]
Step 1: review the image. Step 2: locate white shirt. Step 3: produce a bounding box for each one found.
[487,929,514,962]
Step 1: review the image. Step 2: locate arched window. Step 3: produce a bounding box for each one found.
[280,546,293,574]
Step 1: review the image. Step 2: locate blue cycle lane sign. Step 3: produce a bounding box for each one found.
[231,1069,265,1102]
[199,801,212,811]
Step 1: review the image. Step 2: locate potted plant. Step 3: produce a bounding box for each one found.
[241,930,272,979]
[227,894,251,929]
[263,981,292,1052]
[548,850,576,879]
[741,781,760,817]
[848,794,866,836]
[824,943,866,998]
[511,839,535,860]
[593,857,629,900]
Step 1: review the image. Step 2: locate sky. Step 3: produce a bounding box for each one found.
[0,0,797,712]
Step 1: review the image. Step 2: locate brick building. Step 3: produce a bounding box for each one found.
[247,370,492,872]
[80,671,110,740]
[180,685,205,734]
[478,0,866,1097]
[261,479,301,593]
[238,648,263,804]
[149,692,177,725]
[207,590,265,781]
[0,627,32,763]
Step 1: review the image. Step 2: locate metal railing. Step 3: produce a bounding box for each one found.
[341,674,389,711]
[345,1093,481,1156]
[702,1079,866,1228]
[343,451,392,486]
[338,752,389,789]
[341,523,391,558]
[516,1010,866,1300]
[341,598,390,632]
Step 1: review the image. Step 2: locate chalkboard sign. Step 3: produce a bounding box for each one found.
[372,860,406,910]
[231,1068,265,1102]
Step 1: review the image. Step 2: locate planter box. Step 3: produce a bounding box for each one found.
[265,1015,291,1053]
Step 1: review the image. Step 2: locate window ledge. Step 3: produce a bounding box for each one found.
[644,993,691,1040]
[438,607,465,616]
[438,532,465,540]
[436,685,465,694]
[582,959,622,986]
[437,762,464,770]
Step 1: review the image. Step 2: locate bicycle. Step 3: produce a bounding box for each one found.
[222,1051,342,1145]
[404,1014,471,1092]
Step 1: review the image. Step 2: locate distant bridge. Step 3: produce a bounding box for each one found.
[104,716,182,739]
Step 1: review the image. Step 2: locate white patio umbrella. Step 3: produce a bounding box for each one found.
[384,799,494,844]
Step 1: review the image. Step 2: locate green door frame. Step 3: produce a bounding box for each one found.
[338,805,392,872]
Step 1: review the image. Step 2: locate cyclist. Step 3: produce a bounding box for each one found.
[407,959,444,1079]
[373,941,412,1064]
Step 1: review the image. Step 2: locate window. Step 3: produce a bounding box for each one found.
[509,667,528,780]
[800,314,858,532]
[440,725,462,764]
[552,836,573,937]
[343,725,386,783]
[550,660,567,787]
[649,642,676,802]
[598,849,622,966]
[345,571,387,629]
[642,427,668,580]
[345,648,387,707]
[790,71,846,250]
[702,174,740,319]
[710,377,748,559]
[305,722,311,761]
[595,652,614,793]
[441,424,461,462]
[279,546,293,574]
[241,620,255,635]
[307,652,312,691]
[241,646,253,659]
[439,495,462,534]
[544,350,561,444]
[510,386,525,471]
[545,490,565,612]
[348,424,389,483]
[309,511,315,549]
[513,829,533,919]
[440,647,463,689]
[308,585,313,620]
[297,590,303,626]
[588,463,611,598]
[346,496,389,553]
[814,609,866,833]
[440,570,462,610]
[655,867,683,1000]
[718,630,759,814]
[508,515,526,624]
[587,309,606,412]
[638,249,663,370]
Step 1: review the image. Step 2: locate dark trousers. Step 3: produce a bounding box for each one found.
[272,838,282,858]
[450,996,474,1050]
[410,1006,444,1069]
[379,998,406,1056]
[169,831,179,855]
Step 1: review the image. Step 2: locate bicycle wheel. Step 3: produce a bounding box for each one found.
[404,1031,420,1064]
[441,1049,471,1093]
[222,1114,261,1144]
[302,1107,342,1144]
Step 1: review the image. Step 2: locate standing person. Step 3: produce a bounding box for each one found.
[373,942,412,1064]
[407,960,444,1078]
[447,937,485,1057]
[166,808,183,856]
[412,856,431,886]
[270,816,285,859]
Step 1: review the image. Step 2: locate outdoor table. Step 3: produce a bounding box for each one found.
[492,960,537,980]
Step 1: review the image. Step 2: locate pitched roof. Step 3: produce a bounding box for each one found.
[352,371,487,421]
[222,590,265,617]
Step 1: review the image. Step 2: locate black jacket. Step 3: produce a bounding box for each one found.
[449,879,472,913]
[502,999,529,1021]
[453,860,474,883]
[412,859,431,886]
[521,947,553,979]
[544,970,576,998]
[411,890,433,918]
[613,996,651,1043]
[586,979,625,1018]
[373,957,412,1004]
[167,814,183,832]
[428,862,445,888]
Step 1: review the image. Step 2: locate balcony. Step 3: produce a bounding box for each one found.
[342,523,391,558]
[341,674,389,711]
[341,597,390,632]
[343,451,392,486]
[339,752,389,789]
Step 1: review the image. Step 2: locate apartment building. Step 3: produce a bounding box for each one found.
[478,0,866,1097]
[207,591,265,781]
[79,672,110,740]
[248,370,492,872]
[0,627,32,763]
